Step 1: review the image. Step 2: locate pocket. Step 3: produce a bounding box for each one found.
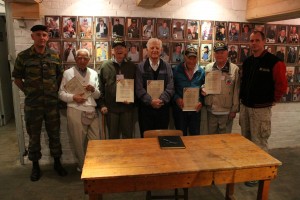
[81,111,97,125]
[260,120,271,139]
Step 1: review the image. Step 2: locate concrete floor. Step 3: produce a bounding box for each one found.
[0,119,299,200]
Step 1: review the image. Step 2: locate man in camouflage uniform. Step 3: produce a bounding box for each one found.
[12,25,67,181]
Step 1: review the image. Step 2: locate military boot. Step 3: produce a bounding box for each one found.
[54,158,68,176]
[30,161,41,181]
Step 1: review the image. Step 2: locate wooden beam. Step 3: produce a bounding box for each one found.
[136,0,171,8]
[246,0,300,22]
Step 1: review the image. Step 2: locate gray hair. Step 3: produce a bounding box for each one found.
[146,38,162,49]
[75,48,90,57]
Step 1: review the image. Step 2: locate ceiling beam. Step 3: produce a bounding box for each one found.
[136,0,171,8]
[246,0,300,22]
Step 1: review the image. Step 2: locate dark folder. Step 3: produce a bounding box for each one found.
[158,136,186,149]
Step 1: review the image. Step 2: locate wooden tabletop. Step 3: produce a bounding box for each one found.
[82,133,281,180]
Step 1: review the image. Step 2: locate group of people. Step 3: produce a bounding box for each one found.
[13,25,287,188]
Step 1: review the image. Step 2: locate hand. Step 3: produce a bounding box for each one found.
[195,102,203,112]
[100,107,108,114]
[151,99,163,109]
[73,93,86,104]
[228,112,236,119]
[176,98,184,110]
[201,87,207,96]
[85,84,95,93]
[123,100,132,105]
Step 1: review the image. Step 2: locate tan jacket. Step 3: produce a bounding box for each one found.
[204,61,240,113]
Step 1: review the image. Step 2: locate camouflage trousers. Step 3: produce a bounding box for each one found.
[239,103,272,152]
[24,105,62,161]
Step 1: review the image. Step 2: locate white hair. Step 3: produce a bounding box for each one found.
[75,48,90,57]
[146,38,162,49]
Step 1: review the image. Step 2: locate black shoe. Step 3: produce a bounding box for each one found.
[54,163,68,177]
[245,180,258,187]
[30,167,41,182]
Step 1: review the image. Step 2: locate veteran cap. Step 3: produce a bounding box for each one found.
[112,37,126,48]
[131,19,137,23]
[213,41,228,52]
[31,25,48,32]
[185,46,197,57]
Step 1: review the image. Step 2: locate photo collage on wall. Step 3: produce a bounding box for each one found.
[44,16,300,102]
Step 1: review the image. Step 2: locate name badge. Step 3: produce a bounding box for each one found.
[116,74,124,80]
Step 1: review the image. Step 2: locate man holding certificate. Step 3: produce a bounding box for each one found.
[172,46,205,136]
[202,42,240,134]
[136,38,174,137]
[59,48,100,171]
[99,37,136,139]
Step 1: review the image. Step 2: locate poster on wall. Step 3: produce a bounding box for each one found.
[78,16,93,39]
[63,41,77,62]
[126,17,141,40]
[201,20,213,41]
[171,42,184,63]
[95,41,109,62]
[228,22,240,42]
[62,16,77,39]
[200,43,212,63]
[47,41,61,58]
[277,25,288,44]
[95,17,109,39]
[45,16,61,38]
[157,18,171,40]
[186,20,199,41]
[288,25,299,44]
[240,23,253,42]
[228,44,239,64]
[239,44,250,64]
[126,41,141,62]
[111,17,125,38]
[266,24,277,44]
[172,19,185,40]
[215,21,226,42]
[141,18,156,40]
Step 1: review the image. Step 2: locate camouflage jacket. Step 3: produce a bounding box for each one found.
[12,45,63,107]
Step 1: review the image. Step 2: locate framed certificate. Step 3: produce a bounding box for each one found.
[116,79,134,103]
[147,80,164,99]
[205,70,222,94]
[183,88,199,111]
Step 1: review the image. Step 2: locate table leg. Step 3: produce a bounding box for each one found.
[225,183,235,200]
[89,194,103,200]
[257,180,271,200]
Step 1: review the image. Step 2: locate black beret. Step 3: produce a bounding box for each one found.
[31,25,48,32]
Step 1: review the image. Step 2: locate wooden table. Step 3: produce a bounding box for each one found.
[81,134,281,200]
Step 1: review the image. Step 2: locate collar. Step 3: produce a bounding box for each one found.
[149,58,160,71]
[213,60,230,72]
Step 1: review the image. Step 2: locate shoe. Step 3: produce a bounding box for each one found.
[54,163,68,177]
[245,180,259,187]
[30,167,41,182]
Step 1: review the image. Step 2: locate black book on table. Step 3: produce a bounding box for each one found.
[158,136,186,149]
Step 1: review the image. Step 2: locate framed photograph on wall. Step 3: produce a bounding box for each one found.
[171,42,185,63]
[228,44,239,64]
[201,20,213,41]
[142,18,155,39]
[172,19,185,40]
[142,41,148,61]
[240,23,254,42]
[266,24,277,44]
[239,44,250,64]
[288,25,299,44]
[200,43,212,63]
[62,16,77,39]
[111,17,125,38]
[79,41,93,61]
[45,16,61,38]
[228,22,240,42]
[78,16,93,39]
[126,17,141,40]
[254,24,265,33]
[215,21,227,41]
[126,41,141,62]
[63,41,77,62]
[161,42,170,63]
[186,20,199,40]
[293,85,300,101]
[277,25,288,44]
[265,45,276,55]
[281,85,294,102]
[95,17,109,39]
[47,41,61,58]
[286,46,298,64]
[157,18,171,40]
[95,41,109,62]
[275,45,286,61]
